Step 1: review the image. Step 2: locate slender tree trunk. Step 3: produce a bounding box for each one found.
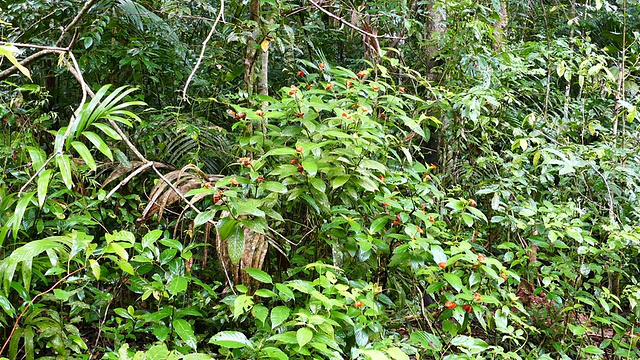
[493,1,508,51]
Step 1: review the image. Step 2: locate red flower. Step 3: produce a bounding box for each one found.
[318,62,326,69]
[438,261,447,269]
[463,304,473,313]
[297,70,305,76]
[325,83,334,91]
[445,301,456,309]
[474,293,482,302]
[398,87,405,93]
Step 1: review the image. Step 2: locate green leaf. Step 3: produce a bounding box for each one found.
[259,181,287,193]
[82,131,113,160]
[244,268,272,284]
[260,347,289,360]
[270,306,291,329]
[451,335,489,354]
[430,245,447,264]
[55,154,73,189]
[369,217,388,234]
[301,160,318,176]
[0,44,31,79]
[26,146,46,171]
[92,122,122,140]
[173,319,197,350]
[227,224,245,266]
[209,331,253,349]
[53,289,70,301]
[116,259,135,275]
[71,141,97,171]
[105,242,129,260]
[331,175,350,189]
[0,294,16,317]
[234,199,266,217]
[296,327,313,348]
[167,276,189,295]
[36,169,53,207]
[360,349,390,360]
[12,192,35,241]
[89,259,101,280]
[582,345,604,355]
[444,273,463,292]
[386,347,409,360]
[142,230,162,248]
[194,210,216,227]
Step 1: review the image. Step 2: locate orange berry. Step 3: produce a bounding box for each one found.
[346,79,353,87]
[372,84,380,91]
[463,304,473,313]
[229,178,239,186]
[294,113,304,118]
[383,202,389,207]
[354,301,364,308]
[445,301,456,309]
[297,70,305,76]
[357,70,367,77]
[438,261,447,269]
[379,175,385,183]
[474,293,482,302]
[424,174,432,181]
[289,86,298,96]
[256,176,264,183]
[501,269,508,281]
[429,216,435,223]
[477,254,486,262]
[469,199,477,207]
[296,146,303,153]
[256,110,265,117]
[318,62,326,69]
[325,83,334,91]
[398,87,405,93]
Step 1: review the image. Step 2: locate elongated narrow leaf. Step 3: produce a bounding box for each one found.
[26,146,46,170]
[92,122,122,140]
[36,169,52,207]
[71,141,97,171]
[56,154,73,189]
[12,192,35,240]
[83,131,113,160]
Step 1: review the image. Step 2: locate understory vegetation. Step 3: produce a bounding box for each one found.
[1,0,639,359]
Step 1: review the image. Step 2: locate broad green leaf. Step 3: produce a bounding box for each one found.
[182,355,212,360]
[356,176,378,192]
[302,160,318,176]
[252,304,269,324]
[259,181,287,193]
[173,319,197,350]
[209,331,253,349]
[361,159,387,172]
[296,327,313,348]
[116,259,135,275]
[234,199,265,217]
[360,349,389,360]
[430,245,447,264]
[260,347,289,360]
[270,306,291,328]
[582,345,604,355]
[443,273,463,292]
[71,141,97,171]
[194,210,216,227]
[167,276,188,295]
[386,347,409,360]
[331,174,350,189]
[142,229,162,248]
[83,131,113,160]
[244,268,272,284]
[53,289,70,301]
[369,217,388,234]
[105,242,129,260]
[37,169,53,207]
[451,335,489,354]
[227,224,245,265]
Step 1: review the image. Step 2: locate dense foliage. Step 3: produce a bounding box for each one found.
[1,0,639,359]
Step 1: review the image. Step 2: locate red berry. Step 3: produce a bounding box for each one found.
[463,304,473,313]
[438,261,447,269]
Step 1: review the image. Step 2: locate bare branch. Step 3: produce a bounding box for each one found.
[56,0,101,47]
[182,0,225,100]
[0,49,60,80]
[308,0,405,40]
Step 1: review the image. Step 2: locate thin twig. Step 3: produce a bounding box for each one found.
[309,0,405,40]
[55,0,101,47]
[182,0,225,100]
[105,161,155,199]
